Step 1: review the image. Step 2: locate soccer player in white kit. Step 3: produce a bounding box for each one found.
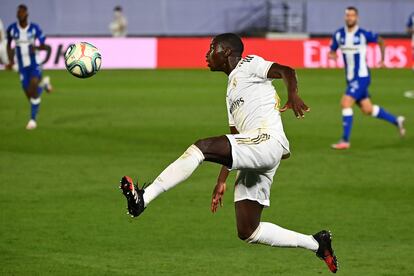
[119,33,338,273]
[0,18,10,65]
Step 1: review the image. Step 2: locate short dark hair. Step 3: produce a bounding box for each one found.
[346,6,358,14]
[114,6,122,12]
[214,33,244,56]
[18,4,28,11]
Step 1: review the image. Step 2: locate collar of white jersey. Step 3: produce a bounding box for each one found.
[345,25,359,34]
[228,58,243,80]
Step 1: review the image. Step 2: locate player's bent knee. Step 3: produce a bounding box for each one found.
[194,139,210,154]
[362,106,373,115]
[194,139,205,152]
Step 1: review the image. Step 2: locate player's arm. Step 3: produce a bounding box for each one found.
[267,63,309,118]
[211,126,238,213]
[35,43,51,51]
[6,34,14,70]
[35,43,51,65]
[328,32,339,60]
[32,25,51,60]
[377,36,386,67]
[328,50,338,60]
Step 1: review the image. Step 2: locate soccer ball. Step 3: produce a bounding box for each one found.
[64,42,102,78]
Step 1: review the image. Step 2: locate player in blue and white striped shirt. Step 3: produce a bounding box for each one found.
[329,6,405,150]
[6,4,52,130]
[407,12,414,70]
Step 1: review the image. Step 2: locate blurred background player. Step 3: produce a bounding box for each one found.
[407,12,414,70]
[0,17,9,65]
[6,4,52,130]
[109,6,127,37]
[329,6,405,150]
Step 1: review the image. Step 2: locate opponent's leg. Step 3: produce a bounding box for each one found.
[39,75,53,93]
[120,136,232,216]
[26,76,42,129]
[359,98,405,137]
[332,95,354,149]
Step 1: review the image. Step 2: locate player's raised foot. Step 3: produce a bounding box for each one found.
[397,116,406,137]
[40,76,53,93]
[119,176,145,217]
[331,139,350,150]
[313,230,338,273]
[25,119,37,130]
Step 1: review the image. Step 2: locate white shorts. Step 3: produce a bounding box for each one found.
[226,132,285,207]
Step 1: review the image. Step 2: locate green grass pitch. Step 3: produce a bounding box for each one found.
[1,68,413,275]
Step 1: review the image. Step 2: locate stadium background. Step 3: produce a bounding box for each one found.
[1,0,413,275]
[0,0,412,70]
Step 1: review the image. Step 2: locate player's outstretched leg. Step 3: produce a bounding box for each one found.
[313,230,339,273]
[236,200,338,273]
[119,136,231,217]
[370,105,405,137]
[359,99,405,137]
[119,176,146,217]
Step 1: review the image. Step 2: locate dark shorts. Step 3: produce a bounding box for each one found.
[345,77,370,103]
[19,64,42,91]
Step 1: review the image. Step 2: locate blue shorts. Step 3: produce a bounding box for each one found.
[19,64,42,91]
[346,77,370,103]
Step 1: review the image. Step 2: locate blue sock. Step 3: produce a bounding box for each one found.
[372,105,398,126]
[30,98,41,121]
[342,108,353,142]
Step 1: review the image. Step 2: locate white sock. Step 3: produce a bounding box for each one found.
[143,145,204,206]
[245,222,319,251]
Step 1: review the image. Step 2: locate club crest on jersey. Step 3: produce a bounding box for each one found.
[353,36,360,44]
[232,78,237,88]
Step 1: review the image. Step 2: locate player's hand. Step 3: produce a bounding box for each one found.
[328,51,337,60]
[280,93,310,118]
[211,182,226,213]
[5,63,13,70]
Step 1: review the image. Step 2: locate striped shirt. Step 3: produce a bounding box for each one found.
[330,26,378,81]
[7,22,46,69]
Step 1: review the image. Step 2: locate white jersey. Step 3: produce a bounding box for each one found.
[0,18,8,64]
[0,18,5,42]
[226,55,289,152]
[109,12,127,37]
